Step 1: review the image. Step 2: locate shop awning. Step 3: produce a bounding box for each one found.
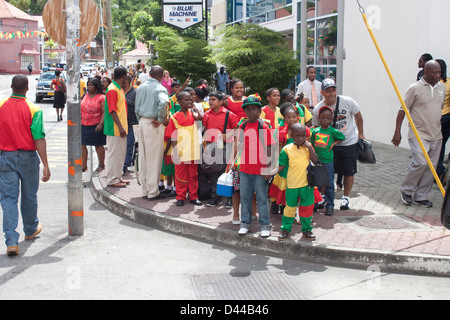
[19,44,40,55]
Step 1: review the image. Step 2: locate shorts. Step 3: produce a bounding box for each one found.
[333,143,358,177]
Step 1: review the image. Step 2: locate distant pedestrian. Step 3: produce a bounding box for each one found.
[27,63,32,75]
[0,75,51,256]
[392,60,446,208]
[51,70,66,122]
[296,66,322,108]
[215,67,229,93]
[417,53,433,81]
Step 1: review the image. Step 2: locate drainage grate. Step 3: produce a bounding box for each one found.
[335,215,432,234]
[191,271,307,300]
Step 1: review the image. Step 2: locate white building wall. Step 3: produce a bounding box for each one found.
[342,0,450,148]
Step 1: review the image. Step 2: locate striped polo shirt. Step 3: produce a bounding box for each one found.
[0,94,45,151]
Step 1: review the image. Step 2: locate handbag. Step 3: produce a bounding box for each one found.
[200,111,230,174]
[307,161,329,187]
[357,139,376,164]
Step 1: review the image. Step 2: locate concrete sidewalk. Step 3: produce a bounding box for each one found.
[91,141,450,276]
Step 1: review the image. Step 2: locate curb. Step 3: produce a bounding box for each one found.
[90,173,450,277]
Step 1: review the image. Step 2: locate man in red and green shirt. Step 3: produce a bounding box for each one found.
[104,66,129,188]
[0,75,50,257]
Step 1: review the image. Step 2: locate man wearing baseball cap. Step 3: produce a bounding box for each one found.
[312,78,365,210]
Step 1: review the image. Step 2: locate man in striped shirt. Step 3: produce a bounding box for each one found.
[0,75,50,257]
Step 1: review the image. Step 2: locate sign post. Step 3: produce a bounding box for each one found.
[162,0,204,30]
[65,0,84,236]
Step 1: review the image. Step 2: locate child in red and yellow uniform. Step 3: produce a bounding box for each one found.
[165,91,202,206]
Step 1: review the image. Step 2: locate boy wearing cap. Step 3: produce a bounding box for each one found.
[312,79,365,211]
[310,106,345,216]
[237,96,276,238]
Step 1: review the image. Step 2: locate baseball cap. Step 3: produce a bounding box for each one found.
[241,95,262,109]
[321,78,337,91]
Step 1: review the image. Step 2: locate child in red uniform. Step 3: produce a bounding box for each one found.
[202,91,239,207]
[261,88,282,129]
[165,91,202,207]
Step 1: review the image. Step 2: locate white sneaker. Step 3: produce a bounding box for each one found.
[238,227,249,235]
[260,230,271,238]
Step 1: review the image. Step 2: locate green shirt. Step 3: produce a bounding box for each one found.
[310,126,345,163]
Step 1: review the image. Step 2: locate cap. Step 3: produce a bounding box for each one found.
[321,78,337,91]
[241,95,262,109]
[318,106,333,115]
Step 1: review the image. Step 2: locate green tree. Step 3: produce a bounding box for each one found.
[145,26,216,83]
[212,24,300,99]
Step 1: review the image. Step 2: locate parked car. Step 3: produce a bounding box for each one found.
[35,71,66,103]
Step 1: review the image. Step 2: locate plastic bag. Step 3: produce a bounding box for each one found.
[307,161,329,187]
[358,139,376,164]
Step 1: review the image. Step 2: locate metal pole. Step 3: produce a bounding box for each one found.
[99,0,107,69]
[66,0,84,236]
[204,0,208,42]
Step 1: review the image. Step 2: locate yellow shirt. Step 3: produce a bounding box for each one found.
[441,79,450,115]
[80,78,86,97]
[279,143,310,189]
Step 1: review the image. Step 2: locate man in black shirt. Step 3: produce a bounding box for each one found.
[123,74,138,174]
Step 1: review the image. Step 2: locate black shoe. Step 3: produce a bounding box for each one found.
[176,200,184,206]
[413,199,433,208]
[225,199,232,209]
[167,190,177,197]
[147,194,167,201]
[206,198,219,207]
[401,193,413,206]
[325,207,334,216]
[278,230,290,241]
[158,185,165,191]
[190,199,202,206]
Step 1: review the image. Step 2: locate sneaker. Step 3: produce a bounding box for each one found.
[414,199,433,208]
[317,200,325,210]
[190,199,202,206]
[340,197,350,210]
[238,227,249,235]
[278,230,290,241]
[225,199,232,209]
[25,222,42,241]
[260,230,271,238]
[401,193,413,206]
[6,246,19,257]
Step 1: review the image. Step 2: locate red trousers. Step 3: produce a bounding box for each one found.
[175,162,198,201]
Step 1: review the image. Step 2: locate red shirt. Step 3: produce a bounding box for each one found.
[238,121,275,175]
[81,94,105,126]
[0,95,45,151]
[202,107,239,143]
[225,97,246,121]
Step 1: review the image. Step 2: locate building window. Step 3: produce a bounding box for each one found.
[298,0,338,82]
[24,22,28,32]
[21,55,34,70]
[227,0,292,24]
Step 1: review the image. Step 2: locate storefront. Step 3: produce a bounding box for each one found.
[213,0,450,146]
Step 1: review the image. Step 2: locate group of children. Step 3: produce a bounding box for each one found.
[158,79,346,242]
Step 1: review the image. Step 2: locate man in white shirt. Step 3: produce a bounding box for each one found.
[312,79,365,211]
[139,68,149,83]
[296,66,323,107]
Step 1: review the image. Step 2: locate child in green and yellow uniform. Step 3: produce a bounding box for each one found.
[278,123,318,242]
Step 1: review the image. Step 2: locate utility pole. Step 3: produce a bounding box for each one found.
[104,0,114,75]
[65,0,84,236]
